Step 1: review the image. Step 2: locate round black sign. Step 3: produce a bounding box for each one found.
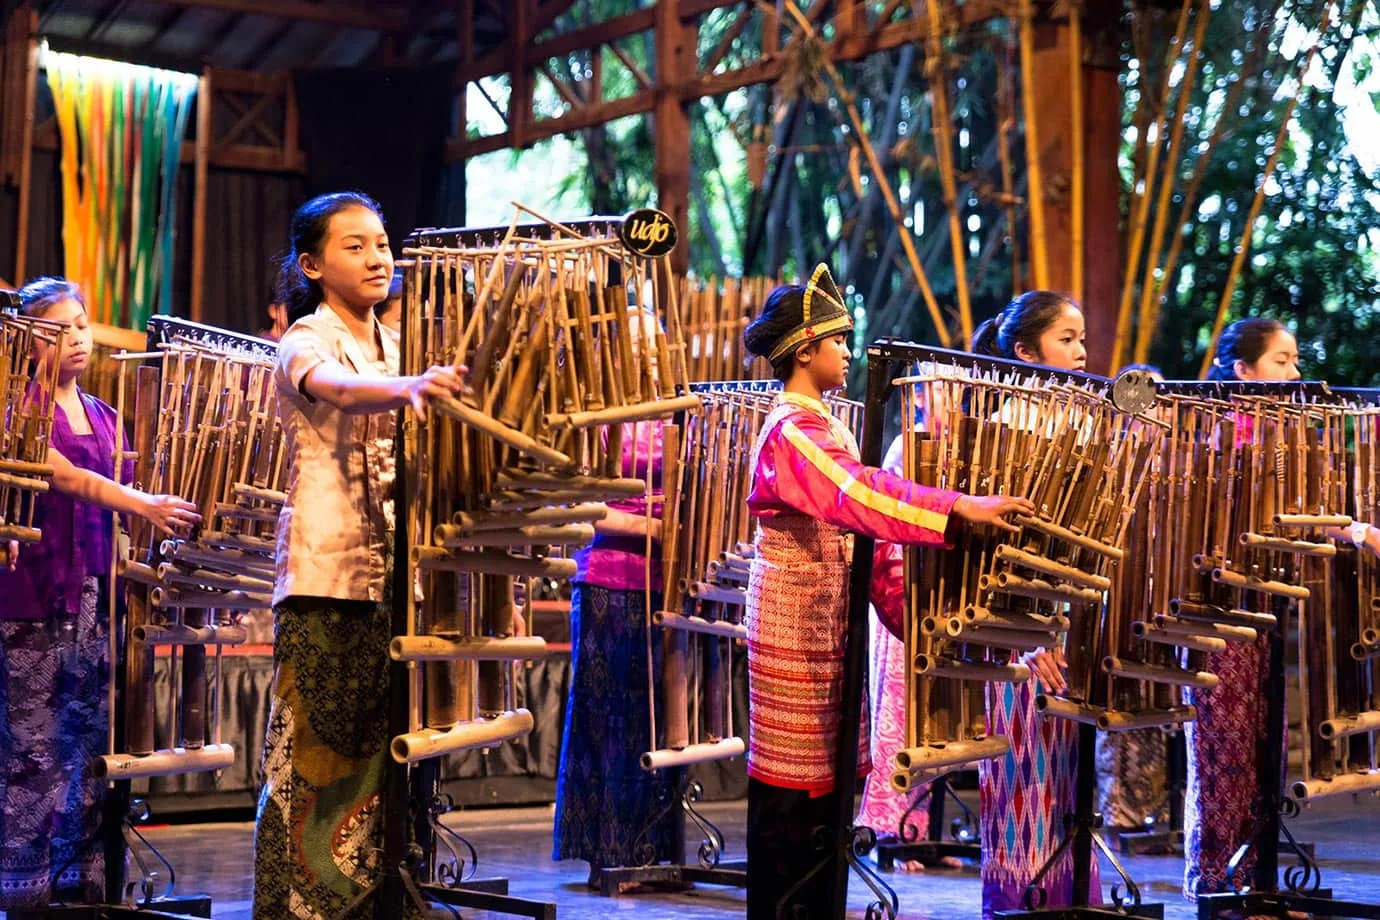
[619,208,678,257]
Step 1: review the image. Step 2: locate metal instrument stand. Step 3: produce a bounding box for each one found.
[873,773,981,871]
[1195,607,1380,920]
[596,766,748,895]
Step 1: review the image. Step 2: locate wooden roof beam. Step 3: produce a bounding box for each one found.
[152,0,410,33]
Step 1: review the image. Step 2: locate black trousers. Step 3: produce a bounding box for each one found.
[746,777,842,920]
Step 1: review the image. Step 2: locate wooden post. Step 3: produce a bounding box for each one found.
[1028,6,1122,374]
[655,0,694,274]
[190,66,211,323]
[5,6,38,283]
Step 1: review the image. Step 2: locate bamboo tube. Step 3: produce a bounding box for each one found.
[96,744,236,780]
[1013,514,1123,560]
[391,709,534,765]
[123,363,162,757]
[1098,706,1195,732]
[389,635,548,662]
[1240,533,1336,556]
[686,582,747,606]
[994,543,1112,591]
[959,624,1060,651]
[130,623,248,647]
[437,523,596,548]
[654,610,748,639]
[1291,771,1380,802]
[159,542,274,577]
[544,394,701,430]
[912,654,1030,683]
[1317,710,1380,741]
[0,523,41,542]
[156,563,275,594]
[1069,0,1084,303]
[450,503,607,532]
[1132,621,1227,654]
[1102,656,1218,690]
[1153,613,1258,644]
[493,471,645,495]
[894,737,1010,775]
[1200,0,1338,376]
[150,586,272,611]
[412,546,578,579]
[0,471,49,492]
[1034,695,1105,726]
[641,738,746,771]
[432,395,574,468]
[1211,567,1309,600]
[662,629,691,750]
[1273,513,1352,529]
[987,572,1104,607]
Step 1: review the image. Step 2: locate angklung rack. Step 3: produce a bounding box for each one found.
[1144,378,1380,920]
[23,314,281,920]
[381,206,694,918]
[596,380,860,897]
[826,339,1166,920]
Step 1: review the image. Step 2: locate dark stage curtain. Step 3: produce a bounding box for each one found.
[201,167,305,334]
[293,66,453,244]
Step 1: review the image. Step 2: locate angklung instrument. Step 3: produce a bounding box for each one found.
[886,346,1176,791]
[677,275,780,383]
[393,207,697,768]
[0,308,65,563]
[102,316,283,780]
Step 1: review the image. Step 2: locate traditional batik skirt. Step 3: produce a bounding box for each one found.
[980,679,1099,920]
[1184,633,1272,898]
[0,576,108,908]
[252,594,394,920]
[553,583,674,870]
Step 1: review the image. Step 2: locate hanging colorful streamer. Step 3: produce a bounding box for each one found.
[43,46,197,329]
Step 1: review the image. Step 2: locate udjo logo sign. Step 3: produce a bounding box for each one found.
[619,208,678,257]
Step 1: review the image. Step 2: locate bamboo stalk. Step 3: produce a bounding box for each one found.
[781,0,952,347]
[1113,0,1193,370]
[1132,0,1211,364]
[1017,0,1050,290]
[921,0,973,343]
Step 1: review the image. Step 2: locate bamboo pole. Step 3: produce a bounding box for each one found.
[1199,0,1337,377]
[190,67,211,323]
[1112,0,1192,370]
[1132,0,1211,364]
[781,0,952,347]
[1017,0,1050,290]
[14,11,37,282]
[1068,0,1084,304]
[922,0,973,343]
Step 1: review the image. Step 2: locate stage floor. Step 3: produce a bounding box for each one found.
[26,793,1380,919]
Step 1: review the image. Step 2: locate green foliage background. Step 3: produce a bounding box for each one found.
[467,0,1380,384]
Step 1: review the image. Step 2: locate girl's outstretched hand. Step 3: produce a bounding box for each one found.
[952,494,1037,534]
